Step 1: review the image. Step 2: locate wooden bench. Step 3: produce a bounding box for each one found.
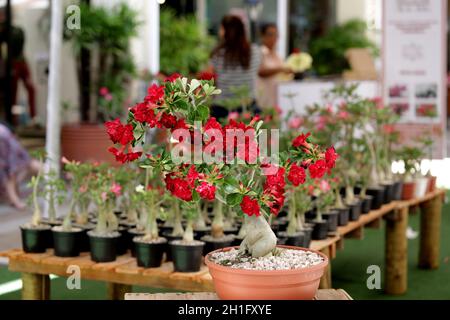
[318,189,446,294]
[0,189,445,299]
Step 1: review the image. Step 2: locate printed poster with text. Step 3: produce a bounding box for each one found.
[383,0,447,158]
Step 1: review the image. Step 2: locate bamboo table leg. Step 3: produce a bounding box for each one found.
[385,207,408,295]
[107,283,132,300]
[319,246,332,289]
[22,273,50,300]
[419,196,442,269]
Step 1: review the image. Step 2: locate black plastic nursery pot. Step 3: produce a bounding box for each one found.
[52,227,83,257]
[366,187,385,210]
[382,182,395,204]
[127,228,145,257]
[277,231,305,247]
[223,226,239,236]
[116,227,129,256]
[322,211,339,232]
[302,227,313,248]
[170,240,205,272]
[88,231,120,263]
[361,195,374,214]
[392,181,403,201]
[336,207,350,226]
[162,231,182,261]
[347,200,362,221]
[201,236,235,256]
[304,209,316,221]
[194,227,211,241]
[232,236,244,247]
[312,220,329,240]
[20,225,52,253]
[158,225,174,236]
[134,237,168,268]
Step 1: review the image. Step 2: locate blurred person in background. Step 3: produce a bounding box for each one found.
[0,122,40,209]
[257,23,293,109]
[208,15,262,119]
[0,6,36,120]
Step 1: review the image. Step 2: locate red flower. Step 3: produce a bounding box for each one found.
[264,166,286,189]
[309,159,328,179]
[145,84,165,104]
[165,175,192,201]
[292,132,311,148]
[131,103,160,127]
[196,182,216,201]
[240,196,260,217]
[204,117,222,131]
[186,165,201,188]
[164,73,181,83]
[105,119,134,145]
[160,112,177,129]
[108,147,142,163]
[325,147,339,169]
[172,119,189,132]
[288,163,306,186]
[198,71,217,81]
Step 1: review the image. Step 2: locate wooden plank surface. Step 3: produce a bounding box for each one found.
[124,289,353,300]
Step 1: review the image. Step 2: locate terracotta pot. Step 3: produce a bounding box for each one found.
[401,181,416,200]
[205,246,328,300]
[414,177,429,198]
[61,124,117,165]
[427,176,437,193]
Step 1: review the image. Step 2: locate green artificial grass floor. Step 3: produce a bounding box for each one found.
[0,192,449,300]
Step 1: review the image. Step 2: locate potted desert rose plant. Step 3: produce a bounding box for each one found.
[87,169,122,262]
[105,76,336,299]
[20,152,53,253]
[132,167,169,268]
[397,145,424,200]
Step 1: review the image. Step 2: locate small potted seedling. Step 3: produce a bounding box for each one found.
[87,170,122,262]
[133,168,169,268]
[310,179,335,240]
[20,151,52,253]
[397,145,424,200]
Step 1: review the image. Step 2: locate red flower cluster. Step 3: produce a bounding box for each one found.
[292,133,311,149]
[105,119,134,145]
[131,103,160,127]
[145,84,165,104]
[240,196,260,217]
[263,166,286,216]
[309,159,328,179]
[108,146,142,164]
[196,182,216,201]
[164,73,181,83]
[325,147,338,170]
[105,119,142,163]
[287,163,306,186]
[223,120,259,163]
[165,174,193,202]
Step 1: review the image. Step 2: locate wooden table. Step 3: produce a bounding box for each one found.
[318,189,446,295]
[0,189,445,299]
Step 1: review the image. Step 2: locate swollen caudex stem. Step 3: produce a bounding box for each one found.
[62,197,77,231]
[171,200,184,237]
[194,203,207,229]
[287,191,298,236]
[211,201,224,239]
[334,188,346,209]
[143,192,159,241]
[239,215,277,258]
[95,207,108,235]
[183,218,195,242]
[30,174,42,227]
[76,200,90,225]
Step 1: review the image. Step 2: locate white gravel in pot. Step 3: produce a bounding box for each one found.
[209,248,324,271]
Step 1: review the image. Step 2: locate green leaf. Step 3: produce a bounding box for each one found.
[226,193,243,207]
[196,105,210,122]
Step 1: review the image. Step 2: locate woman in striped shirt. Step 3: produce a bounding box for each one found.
[208,15,262,119]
